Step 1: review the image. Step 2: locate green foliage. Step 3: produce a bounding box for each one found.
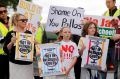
[0,0,32,11]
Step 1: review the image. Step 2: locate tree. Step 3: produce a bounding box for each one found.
[0,0,32,11]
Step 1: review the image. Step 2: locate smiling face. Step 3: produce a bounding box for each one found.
[87,24,96,36]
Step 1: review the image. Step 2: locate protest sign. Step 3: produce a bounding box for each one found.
[46,6,84,35]
[15,32,34,61]
[81,35,109,71]
[85,15,120,37]
[38,43,64,77]
[17,0,42,34]
[98,27,116,38]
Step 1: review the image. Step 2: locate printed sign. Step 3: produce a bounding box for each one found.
[46,6,84,35]
[15,32,34,61]
[85,15,120,37]
[17,0,42,34]
[85,15,120,28]
[98,27,116,38]
[38,43,64,77]
[81,35,109,71]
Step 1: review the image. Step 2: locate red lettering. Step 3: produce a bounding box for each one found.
[62,45,68,52]
[100,18,105,27]
[111,19,119,28]
[89,17,92,21]
[105,20,111,27]
[62,45,74,53]
[69,45,74,53]
[93,19,98,25]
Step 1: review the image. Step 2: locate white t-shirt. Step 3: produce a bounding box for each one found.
[59,40,79,79]
[60,40,79,67]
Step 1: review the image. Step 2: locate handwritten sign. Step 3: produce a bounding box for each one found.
[46,6,84,35]
[81,35,109,71]
[15,32,34,61]
[17,0,42,34]
[38,43,64,77]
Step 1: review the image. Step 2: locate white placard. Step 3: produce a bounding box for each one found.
[46,6,84,35]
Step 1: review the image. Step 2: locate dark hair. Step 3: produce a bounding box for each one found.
[0,3,7,8]
[82,21,99,37]
[113,0,116,2]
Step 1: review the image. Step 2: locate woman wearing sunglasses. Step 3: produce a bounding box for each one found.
[3,13,38,79]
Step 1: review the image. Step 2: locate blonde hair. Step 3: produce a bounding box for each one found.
[9,13,24,26]
[57,26,71,42]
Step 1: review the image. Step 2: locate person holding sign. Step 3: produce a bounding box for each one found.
[3,13,38,79]
[55,26,79,79]
[101,0,120,79]
[78,22,100,79]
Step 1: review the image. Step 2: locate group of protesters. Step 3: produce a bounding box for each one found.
[0,0,120,79]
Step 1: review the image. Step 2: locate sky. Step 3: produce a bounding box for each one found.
[33,0,120,23]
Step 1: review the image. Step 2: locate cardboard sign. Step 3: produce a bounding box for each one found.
[38,43,64,77]
[15,32,34,61]
[81,35,109,71]
[46,6,84,35]
[17,0,42,34]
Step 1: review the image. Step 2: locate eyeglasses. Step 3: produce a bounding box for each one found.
[0,10,7,14]
[17,19,28,23]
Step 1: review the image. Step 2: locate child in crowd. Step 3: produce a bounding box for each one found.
[43,26,79,79]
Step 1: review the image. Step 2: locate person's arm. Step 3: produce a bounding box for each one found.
[65,43,79,75]
[111,34,120,41]
[78,37,86,56]
[65,56,77,75]
[7,36,16,50]
[3,32,13,55]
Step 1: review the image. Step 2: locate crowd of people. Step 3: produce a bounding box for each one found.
[0,0,120,79]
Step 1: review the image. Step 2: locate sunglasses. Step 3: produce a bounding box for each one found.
[17,19,28,22]
[0,10,7,14]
